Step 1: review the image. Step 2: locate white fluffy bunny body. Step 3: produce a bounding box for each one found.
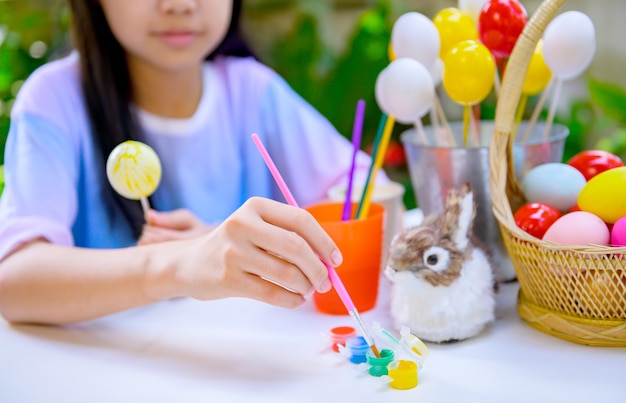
[385,183,495,343]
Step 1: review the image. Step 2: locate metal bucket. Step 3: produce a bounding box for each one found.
[401,120,569,282]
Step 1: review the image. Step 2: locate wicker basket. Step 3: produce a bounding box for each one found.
[489,0,626,346]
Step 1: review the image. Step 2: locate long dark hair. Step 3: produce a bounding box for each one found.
[67,0,253,238]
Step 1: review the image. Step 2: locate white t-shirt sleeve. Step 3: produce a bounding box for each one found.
[0,113,77,262]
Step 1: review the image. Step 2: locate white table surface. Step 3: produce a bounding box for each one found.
[1,209,625,403]
[1,278,625,403]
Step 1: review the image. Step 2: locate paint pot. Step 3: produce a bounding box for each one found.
[366,349,395,377]
[388,360,418,390]
[345,336,369,364]
[329,326,357,352]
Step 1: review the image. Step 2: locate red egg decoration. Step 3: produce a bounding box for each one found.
[566,150,625,181]
[478,0,528,59]
[514,202,562,239]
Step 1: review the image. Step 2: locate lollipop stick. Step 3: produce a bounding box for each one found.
[521,77,554,143]
[429,107,440,145]
[469,104,480,147]
[415,118,429,146]
[251,133,380,358]
[542,79,563,141]
[513,94,528,139]
[415,119,428,146]
[493,56,507,99]
[342,99,366,221]
[462,104,470,147]
[434,94,456,147]
[140,197,151,222]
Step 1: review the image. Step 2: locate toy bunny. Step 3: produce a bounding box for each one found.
[385,183,495,343]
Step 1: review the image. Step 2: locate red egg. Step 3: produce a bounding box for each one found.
[514,202,562,239]
[478,0,528,59]
[567,150,624,181]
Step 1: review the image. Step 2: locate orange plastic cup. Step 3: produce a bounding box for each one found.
[305,202,384,314]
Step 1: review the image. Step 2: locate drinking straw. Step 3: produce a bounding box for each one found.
[356,113,396,220]
[251,133,381,358]
[355,114,387,219]
[342,99,366,221]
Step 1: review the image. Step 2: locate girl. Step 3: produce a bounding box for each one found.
[0,0,380,324]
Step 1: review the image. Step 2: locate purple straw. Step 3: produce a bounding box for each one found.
[342,99,366,221]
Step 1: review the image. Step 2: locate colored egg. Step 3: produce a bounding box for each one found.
[567,150,624,181]
[578,166,626,224]
[521,163,586,212]
[514,202,562,239]
[610,217,626,247]
[543,211,610,246]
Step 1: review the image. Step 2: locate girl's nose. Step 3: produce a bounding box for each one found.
[160,0,197,14]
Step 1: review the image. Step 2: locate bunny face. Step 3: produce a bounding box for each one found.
[385,182,476,288]
[386,216,466,287]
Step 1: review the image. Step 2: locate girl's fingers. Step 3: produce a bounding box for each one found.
[233,198,337,293]
[148,209,197,230]
[235,273,306,309]
[238,245,314,297]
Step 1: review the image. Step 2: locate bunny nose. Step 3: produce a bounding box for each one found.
[160,0,197,14]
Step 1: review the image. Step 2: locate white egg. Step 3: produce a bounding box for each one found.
[375,58,435,124]
[429,57,444,87]
[391,12,440,68]
[458,0,487,24]
[521,162,586,212]
[542,11,595,81]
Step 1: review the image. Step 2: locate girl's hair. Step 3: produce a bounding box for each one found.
[67,0,253,238]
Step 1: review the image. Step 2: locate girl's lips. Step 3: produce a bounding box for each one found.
[157,31,198,47]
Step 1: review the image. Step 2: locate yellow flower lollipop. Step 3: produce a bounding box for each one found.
[106,140,162,218]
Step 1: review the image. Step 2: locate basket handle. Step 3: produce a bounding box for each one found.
[489,0,567,226]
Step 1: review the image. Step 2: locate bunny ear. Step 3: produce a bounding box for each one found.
[442,183,475,250]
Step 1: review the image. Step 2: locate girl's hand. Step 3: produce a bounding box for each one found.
[138,209,214,245]
[157,197,341,309]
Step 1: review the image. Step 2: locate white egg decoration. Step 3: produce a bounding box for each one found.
[429,57,444,87]
[375,57,435,124]
[458,0,487,24]
[542,11,595,81]
[521,162,586,212]
[391,12,440,69]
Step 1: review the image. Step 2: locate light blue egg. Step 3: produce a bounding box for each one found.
[521,162,587,212]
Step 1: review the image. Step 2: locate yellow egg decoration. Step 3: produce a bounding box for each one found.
[578,166,626,224]
[106,140,162,200]
[442,39,495,105]
[522,39,552,96]
[433,8,477,59]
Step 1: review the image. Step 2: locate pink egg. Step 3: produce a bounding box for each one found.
[543,211,610,245]
[610,216,626,246]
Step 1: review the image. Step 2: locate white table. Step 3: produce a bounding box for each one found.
[1,275,625,403]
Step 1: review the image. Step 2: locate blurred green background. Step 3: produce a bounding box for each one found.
[1,0,625,208]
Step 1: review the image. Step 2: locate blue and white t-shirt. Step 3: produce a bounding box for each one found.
[0,53,381,260]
